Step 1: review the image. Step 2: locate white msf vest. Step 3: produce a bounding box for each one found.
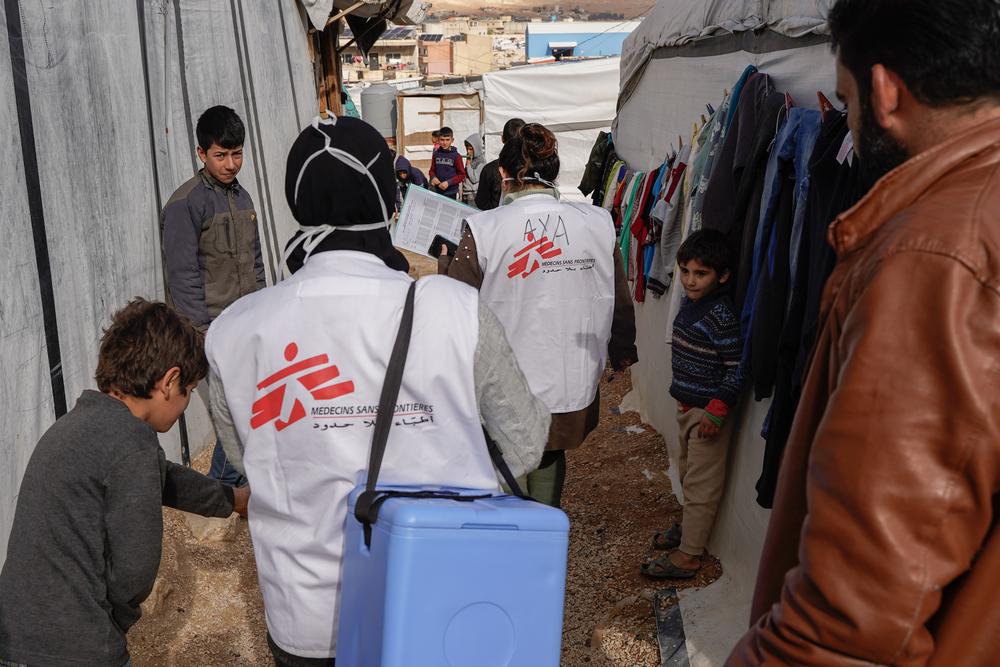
[466,193,616,412]
[205,251,498,659]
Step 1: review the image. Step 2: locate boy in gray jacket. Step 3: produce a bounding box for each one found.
[161,105,265,485]
[0,299,248,667]
[462,133,486,207]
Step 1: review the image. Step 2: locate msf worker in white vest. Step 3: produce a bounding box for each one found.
[441,123,638,508]
[204,116,550,666]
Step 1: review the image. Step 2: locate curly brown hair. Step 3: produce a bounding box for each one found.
[95,299,208,398]
[499,122,560,189]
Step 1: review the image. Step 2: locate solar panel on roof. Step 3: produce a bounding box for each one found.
[383,27,414,40]
[419,34,443,42]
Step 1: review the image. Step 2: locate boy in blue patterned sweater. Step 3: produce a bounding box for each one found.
[643,229,743,579]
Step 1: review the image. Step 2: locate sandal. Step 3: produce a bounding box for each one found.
[651,523,682,550]
[640,555,698,580]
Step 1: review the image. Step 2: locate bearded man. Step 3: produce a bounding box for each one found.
[727,0,1000,665]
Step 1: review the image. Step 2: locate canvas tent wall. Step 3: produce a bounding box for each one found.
[396,85,484,174]
[1,0,317,570]
[612,2,834,664]
[482,57,620,203]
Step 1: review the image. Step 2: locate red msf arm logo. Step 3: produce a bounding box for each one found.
[251,343,355,431]
[507,232,562,279]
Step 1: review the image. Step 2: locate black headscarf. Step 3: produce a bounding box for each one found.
[283,115,408,274]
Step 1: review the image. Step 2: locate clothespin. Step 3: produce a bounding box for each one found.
[784,92,795,111]
[678,134,683,149]
[706,103,715,116]
[817,91,836,121]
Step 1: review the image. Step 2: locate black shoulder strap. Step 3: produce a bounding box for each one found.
[483,429,528,499]
[354,281,417,547]
[352,281,533,548]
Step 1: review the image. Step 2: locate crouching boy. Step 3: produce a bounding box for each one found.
[0,299,249,667]
[642,230,742,579]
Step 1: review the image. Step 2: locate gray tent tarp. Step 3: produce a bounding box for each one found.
[1,0,316,568]
[618,0,830,114]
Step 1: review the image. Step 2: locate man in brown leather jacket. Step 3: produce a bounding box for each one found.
[728,1,1000,665]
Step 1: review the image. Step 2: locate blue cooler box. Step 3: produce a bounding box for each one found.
[337,486,570,667]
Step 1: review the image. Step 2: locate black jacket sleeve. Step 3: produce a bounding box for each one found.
[609,250,639,370]
[579,131,610,197]
[476,161,502,211]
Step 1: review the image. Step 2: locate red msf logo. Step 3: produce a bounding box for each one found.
[507,232,562,279]
[251,343,355,431]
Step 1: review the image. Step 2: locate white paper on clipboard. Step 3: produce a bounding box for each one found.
[392,185,478,257]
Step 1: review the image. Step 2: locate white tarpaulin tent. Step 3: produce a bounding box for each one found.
[1,0,316,569]
[396,84,484,175]
[612,2,834,665]
[483,58,620,203]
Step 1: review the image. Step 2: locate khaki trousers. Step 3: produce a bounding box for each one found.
[676,407,734,557]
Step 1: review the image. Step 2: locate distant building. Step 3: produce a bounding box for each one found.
[339,26,419,82]
[419,33,495,77]
[452,34,494,76]
[524,20,641,60]
[419,35,452,76]
[422,16,515,36]
[492,35,526,69]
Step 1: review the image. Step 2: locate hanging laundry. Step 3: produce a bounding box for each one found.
[630,168,661,301]
[579,131,614,199]
[647,146,690,295]
[610,169,635,229]
[701,73,786,311]
[724,65,758,132]
[688,93,731,233]
[741,108,823,399]
[602,161,627,210]
[754,112,873,508]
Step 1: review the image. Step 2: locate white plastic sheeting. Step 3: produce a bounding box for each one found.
[397,87,483,174]
[1,0,316,568]
[615,43,837,170]
[483,58,620,203]
[613,3,837,662]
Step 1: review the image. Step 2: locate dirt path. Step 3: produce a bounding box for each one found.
[130,252,721,665]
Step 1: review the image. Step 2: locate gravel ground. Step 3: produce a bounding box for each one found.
[560,374,722,667]
[129,251,722,665]
[128,447,269,665]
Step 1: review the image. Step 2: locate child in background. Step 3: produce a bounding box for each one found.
[395,155,427,211]
[0,299,248,667]
[429,126,466,200]
[431,129,441,151]
[462,133,486,207]
[641,229,742,579]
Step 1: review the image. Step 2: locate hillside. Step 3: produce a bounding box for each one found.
[428,0,654,20]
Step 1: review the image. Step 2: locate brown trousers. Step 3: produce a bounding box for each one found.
[675,407,734,557]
